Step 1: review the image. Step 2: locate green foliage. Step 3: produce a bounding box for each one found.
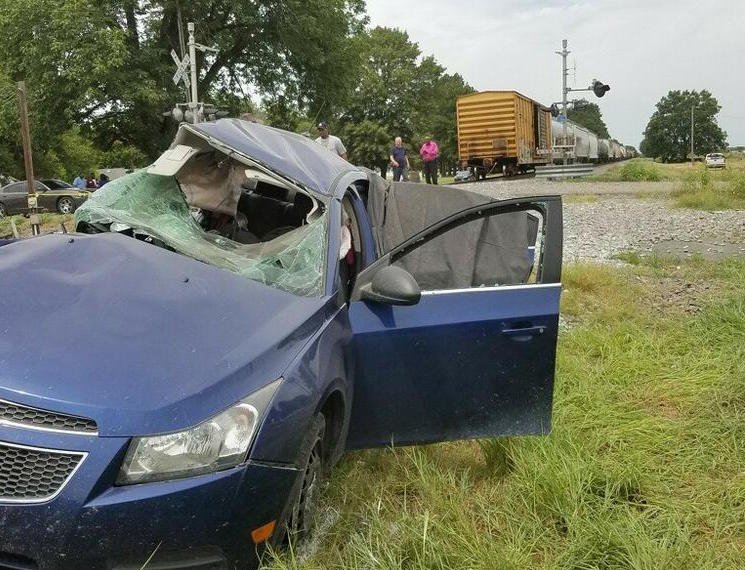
[0,0,367,173]
[617,160,662,181]
[640,90,727,162]
[339,27,473,173]
[567,99,610,139]
[54,130,102,180]
[673,165,745,210]
[100,141,147,170]
[340,120,392,171]
[0,6,469,179]
[729,172,745,199]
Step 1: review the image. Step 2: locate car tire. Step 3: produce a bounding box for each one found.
[57,197,75,214]
[0,202,6,218]
[277,414,326,545]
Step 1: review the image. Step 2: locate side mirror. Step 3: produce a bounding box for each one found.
[360,265,421,306]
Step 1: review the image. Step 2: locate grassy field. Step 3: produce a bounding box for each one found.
[588,155,745,183]
[672,165,745,211]
[264,255,745,569]
[582,157,745,211]
[0,213,74,238]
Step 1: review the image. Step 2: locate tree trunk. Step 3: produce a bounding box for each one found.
[124,1,140,51]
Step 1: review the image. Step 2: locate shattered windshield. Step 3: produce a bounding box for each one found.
[74,170,327,297]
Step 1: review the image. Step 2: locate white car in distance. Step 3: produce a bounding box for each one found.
[705,153,726,169]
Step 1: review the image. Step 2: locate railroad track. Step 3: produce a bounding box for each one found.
[451,171,536,185]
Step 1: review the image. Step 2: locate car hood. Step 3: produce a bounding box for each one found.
[0,233,329,436]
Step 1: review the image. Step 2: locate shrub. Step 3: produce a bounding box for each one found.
[618,161,662,182]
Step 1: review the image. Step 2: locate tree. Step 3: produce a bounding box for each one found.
[0,0,366,174]
[640,90,727,162]
[424,70,473,172]
[341,120,391,171]
[566,99,610,139]
[339,27,472,175]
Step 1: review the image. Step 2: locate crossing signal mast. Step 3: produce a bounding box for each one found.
[554,39,611,164]
[169,22,227,124]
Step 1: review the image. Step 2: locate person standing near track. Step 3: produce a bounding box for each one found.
[419,136,439,185]
[315,121,347,160]
[389,137,410,181]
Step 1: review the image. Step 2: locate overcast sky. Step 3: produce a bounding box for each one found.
[366,0,745,148]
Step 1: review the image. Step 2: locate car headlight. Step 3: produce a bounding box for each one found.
[117,379,281,485]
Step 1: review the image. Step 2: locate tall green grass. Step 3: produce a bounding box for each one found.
[673,165,745,210]
[263,258,745,570]
[586,159,666,182]
[616,161,663,182]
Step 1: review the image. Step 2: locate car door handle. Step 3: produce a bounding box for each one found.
[501,325,546,337]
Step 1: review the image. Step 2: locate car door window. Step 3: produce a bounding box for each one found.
[392,207,545,292]
[339,192,364,298]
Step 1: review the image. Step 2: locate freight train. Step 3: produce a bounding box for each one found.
[551,118,636,163]
[455,91,553,179]
[455,91,636,180]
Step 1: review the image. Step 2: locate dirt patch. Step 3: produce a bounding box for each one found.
[636,275,722,315]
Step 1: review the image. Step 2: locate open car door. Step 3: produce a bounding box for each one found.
[346,196,562,449]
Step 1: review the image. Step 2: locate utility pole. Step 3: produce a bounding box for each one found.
[175,0,189,102]
[188,22,199,123]
[16,81,40,235]
[556,39,570,165]
[690,106,694,166]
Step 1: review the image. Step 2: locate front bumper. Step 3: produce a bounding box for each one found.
[0,427,297,569]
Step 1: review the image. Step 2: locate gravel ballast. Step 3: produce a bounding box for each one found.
[457,178,745,263]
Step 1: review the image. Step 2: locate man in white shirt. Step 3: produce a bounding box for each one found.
[315,122,347,160]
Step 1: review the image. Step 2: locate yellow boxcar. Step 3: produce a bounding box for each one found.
[456,91,553,178]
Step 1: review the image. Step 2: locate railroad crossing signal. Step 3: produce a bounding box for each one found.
[592,80,610,98]
[170,49,191,90]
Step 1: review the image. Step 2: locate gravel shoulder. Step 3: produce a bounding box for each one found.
[457,178,745,263]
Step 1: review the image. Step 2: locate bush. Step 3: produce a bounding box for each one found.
[617,161,662,181]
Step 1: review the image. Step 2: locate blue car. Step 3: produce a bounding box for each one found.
[0,120,563,569]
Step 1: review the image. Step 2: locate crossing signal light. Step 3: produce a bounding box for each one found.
[592,80,610,98]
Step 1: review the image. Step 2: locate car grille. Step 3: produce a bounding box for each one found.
[0,399,97,434]
[0,441,85,503]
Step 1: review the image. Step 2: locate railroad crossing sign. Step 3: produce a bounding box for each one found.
[170,49,191,90]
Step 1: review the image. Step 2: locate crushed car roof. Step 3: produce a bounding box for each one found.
[187,119,362,196]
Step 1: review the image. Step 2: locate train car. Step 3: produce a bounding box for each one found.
[588,131,599,161]
[552,119,598,163]
[456,91,553,178]
[598,139,610,161]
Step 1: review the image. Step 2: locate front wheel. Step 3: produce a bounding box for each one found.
[288,415,325,540]
[57,197,76,214]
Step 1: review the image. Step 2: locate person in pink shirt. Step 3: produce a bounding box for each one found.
[419,137,439,185]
